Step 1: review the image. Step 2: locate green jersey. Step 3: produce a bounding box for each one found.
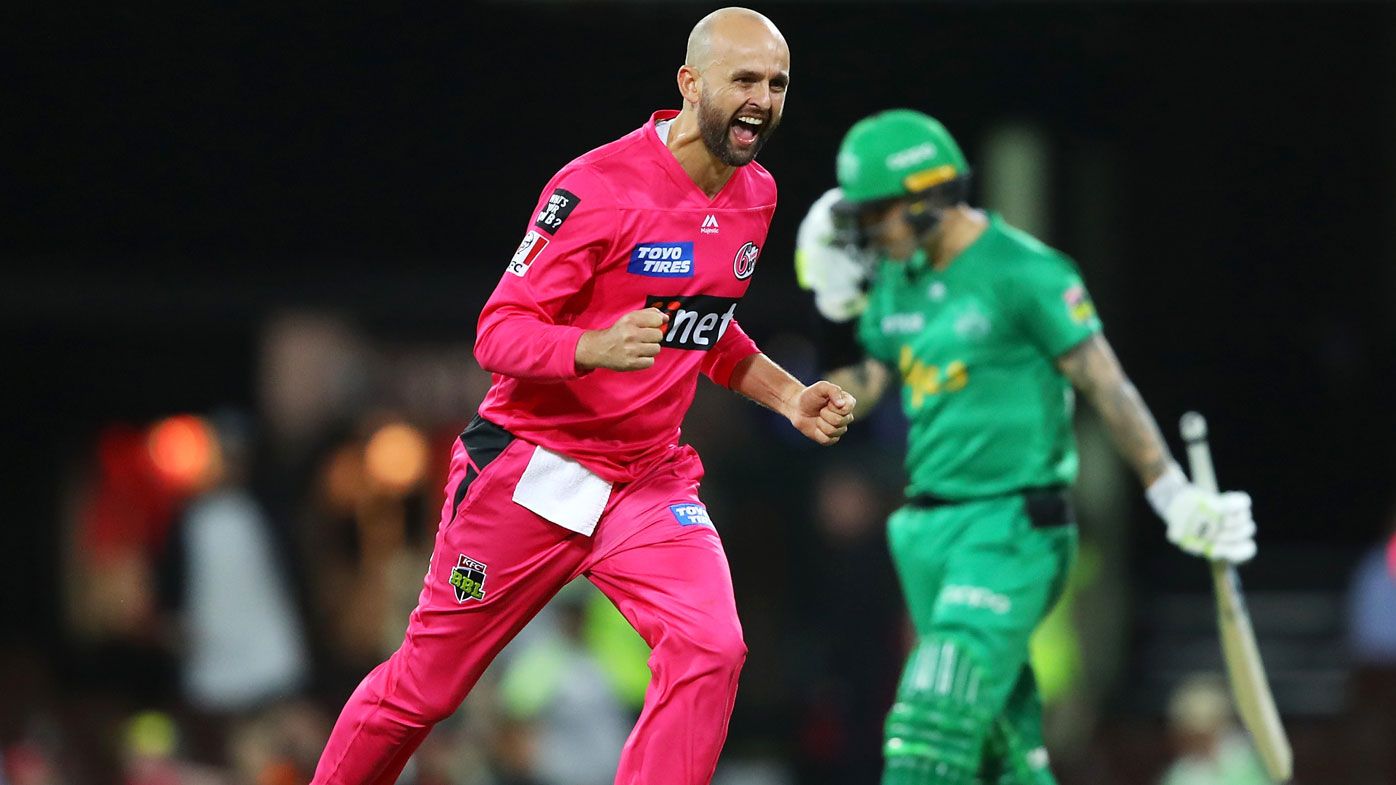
[857,213,1102,499]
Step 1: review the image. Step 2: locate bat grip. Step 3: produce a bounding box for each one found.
[1180,411,1219,494]
[1181,412,1228,578]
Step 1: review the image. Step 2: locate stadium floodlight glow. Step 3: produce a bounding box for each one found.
[364,421,429,496]
[146,414,215,492]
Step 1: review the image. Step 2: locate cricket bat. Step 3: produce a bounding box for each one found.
[1179,411,1293,783]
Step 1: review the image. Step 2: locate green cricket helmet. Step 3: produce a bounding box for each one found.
[834,109,971,247]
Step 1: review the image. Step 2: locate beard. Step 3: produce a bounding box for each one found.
[697,91,779,167]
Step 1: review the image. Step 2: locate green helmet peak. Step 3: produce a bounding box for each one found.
[836,109,968,204]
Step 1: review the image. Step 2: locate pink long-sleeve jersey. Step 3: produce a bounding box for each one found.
[475,110,777,484]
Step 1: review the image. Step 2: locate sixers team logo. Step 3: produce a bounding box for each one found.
[733,241,760,280]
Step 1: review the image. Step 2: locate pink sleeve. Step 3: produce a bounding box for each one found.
[700,318,761,388]
[475,170,614,382]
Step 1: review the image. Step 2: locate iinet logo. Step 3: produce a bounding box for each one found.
[644,294,739,351]
[701,214,720,235]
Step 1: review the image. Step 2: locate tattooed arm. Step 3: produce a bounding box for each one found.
[1057,334,1175,485]
[826,358,892,419]
[1060,333,1258,562]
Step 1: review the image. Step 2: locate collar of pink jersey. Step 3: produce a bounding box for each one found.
[645,109,743,206]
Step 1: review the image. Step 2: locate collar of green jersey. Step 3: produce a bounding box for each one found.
[895,210,1001,278]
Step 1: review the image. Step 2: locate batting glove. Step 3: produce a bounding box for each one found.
[1147,464,1257,564]
[796,188,870,323]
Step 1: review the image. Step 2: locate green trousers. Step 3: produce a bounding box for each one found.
[881,492,1077,785]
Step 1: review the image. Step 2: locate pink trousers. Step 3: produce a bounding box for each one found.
[311,420,746,785]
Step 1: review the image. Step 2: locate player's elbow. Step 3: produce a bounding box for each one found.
[472,321,507,375]
[473,318,578,383]
[472,344,515,379]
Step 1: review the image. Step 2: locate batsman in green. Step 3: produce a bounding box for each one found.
[796,109,1260,784]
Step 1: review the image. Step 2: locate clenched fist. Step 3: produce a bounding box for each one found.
[789,380,857,446]
[576,308,669,372]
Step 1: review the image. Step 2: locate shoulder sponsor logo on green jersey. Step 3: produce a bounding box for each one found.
[1063,284,1096,324]
[899,345,968,409]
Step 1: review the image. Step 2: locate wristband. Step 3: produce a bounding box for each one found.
[1145,463,1189,519]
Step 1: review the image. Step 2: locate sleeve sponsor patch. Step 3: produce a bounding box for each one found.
[1062,284,1096,324]
[507,230,548,277]
[669,503,714,527]
[534,187,580,235]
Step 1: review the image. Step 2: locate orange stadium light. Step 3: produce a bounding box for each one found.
[364,421,429,496]
[146,414,217,493]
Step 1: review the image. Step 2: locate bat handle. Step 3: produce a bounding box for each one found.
[1181,411,1228,578]
[1180,411,1219,495]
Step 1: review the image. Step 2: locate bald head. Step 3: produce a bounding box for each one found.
[685,7,787,72]
[675,7,789,170]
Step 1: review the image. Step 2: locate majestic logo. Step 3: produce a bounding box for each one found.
[628,242,695,277]
[449,554,488,603]
[534,187,579,235]
[507,230,548,277]
[701,214,720,235]
[732,241,760,280]
[669,503,714,528]
[644,294,739,351]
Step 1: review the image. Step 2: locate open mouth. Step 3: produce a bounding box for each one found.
[730,114,765,147]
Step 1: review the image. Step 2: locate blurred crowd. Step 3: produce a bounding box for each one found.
[2,311,1393,785]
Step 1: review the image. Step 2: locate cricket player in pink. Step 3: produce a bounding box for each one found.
[311,8,856,785]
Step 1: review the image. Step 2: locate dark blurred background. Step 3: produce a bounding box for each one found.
[4,2,1396,784]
